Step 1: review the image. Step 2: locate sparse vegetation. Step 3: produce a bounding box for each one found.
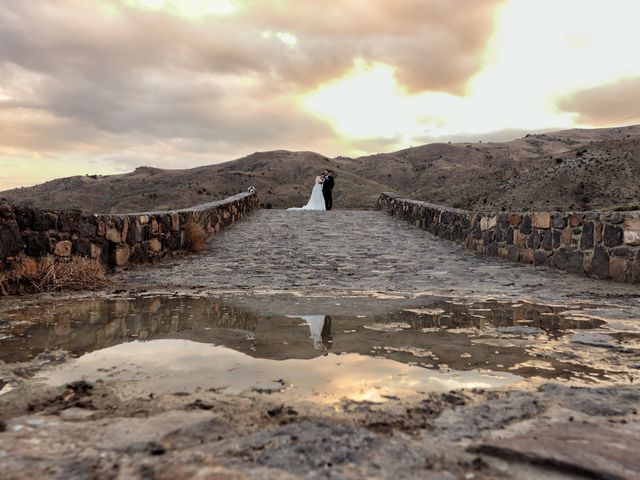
[0,255,110,296]
[611,204,640,211]
[183,219,208,253]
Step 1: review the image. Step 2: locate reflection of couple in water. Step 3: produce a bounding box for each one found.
[291,315,332,353]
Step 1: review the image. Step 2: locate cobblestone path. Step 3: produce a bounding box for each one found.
[122,210,640,304]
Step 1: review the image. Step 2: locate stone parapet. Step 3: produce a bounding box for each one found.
[0,192,259,268]
[376,192,640,284]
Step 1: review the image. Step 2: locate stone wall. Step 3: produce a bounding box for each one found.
[376,192,640,284]
[0,192,259,268]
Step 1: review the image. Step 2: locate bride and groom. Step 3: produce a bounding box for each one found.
[288,169,335,211]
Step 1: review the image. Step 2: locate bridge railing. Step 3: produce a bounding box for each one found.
[377,192,640,284]
[0,192,260,268]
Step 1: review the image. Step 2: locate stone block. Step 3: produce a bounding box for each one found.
[591,246,610,279]
[0,220,23,259]
[97,221,106,237]
[633,252,640,283]
[514,231,527,247]
[583,251,593,273]
[594,221,603,244]
[527,230,541,249]
[551,214,567,229]
[532,213,551,229]
[609,256,629,282]
[147,238,162,253]
[498,246,509,258]
[519,248,534,264]
[54,240,72,257]
[151,219,159,234]
[553,249,568,270]
[486,241,498,256]
[520,215,532,235]
[105,225,121,243]
[72,238,92,257]
[170,213,180,232]
[507,246,520,262]
[139,215,149,225]
[24,232,51,257]
[569,213,582,227]
[603,224,624,247]
[623,218,640,245]
[90,243,102,259]
[76,222,97,238]
[566,250,584,274]
[113,245,131,266]
[509,214,522,225]
[561,228,572,245]
[533,250,549,266]
[127,221,143,245]
[580,222,594,250]
[121,218,129,243]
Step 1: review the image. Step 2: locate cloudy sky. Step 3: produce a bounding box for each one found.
[1,0,640,190]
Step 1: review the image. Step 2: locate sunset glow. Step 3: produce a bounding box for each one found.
[1,0,639,190]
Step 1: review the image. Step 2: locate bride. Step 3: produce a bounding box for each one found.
[287,174,326,211]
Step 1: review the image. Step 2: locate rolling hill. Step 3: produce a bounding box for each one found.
[2,124,640,213]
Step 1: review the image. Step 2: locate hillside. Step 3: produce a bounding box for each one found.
[2,124,640,213]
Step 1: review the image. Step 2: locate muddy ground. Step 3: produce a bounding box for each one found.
[1,288,640,480]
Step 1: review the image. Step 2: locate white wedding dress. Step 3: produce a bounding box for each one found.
[288,176,326,211]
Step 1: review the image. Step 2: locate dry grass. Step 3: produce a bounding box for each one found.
[183,220,207,253]
[0,255,110,296]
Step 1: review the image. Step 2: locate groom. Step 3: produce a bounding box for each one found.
[322,169,335,211]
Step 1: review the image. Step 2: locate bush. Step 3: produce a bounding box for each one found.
[183,220,207,253]
[0,255,110,296]
[611,204,640,212]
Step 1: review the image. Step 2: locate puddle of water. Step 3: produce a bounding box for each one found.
[1,295,638,403]
[41,340,517,403]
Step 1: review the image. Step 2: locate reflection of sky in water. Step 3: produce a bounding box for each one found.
[42,340,521,403]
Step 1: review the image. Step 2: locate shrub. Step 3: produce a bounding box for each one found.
[0,255,110,296]
[183,220,207,253]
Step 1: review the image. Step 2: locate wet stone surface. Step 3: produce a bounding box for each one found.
[1,209,640,479]
[119,210,640,304]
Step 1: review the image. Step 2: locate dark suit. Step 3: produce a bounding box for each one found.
[322,175,334,210]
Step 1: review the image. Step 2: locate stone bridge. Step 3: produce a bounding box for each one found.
[120,209,640,304]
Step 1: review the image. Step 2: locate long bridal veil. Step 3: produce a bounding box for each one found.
[287,182,326,211]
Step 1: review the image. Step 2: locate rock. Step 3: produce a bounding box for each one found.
[551,213,567,229]
[24,231,51,257]
[147,238,162,253]
[591,246,610,279]
[533,250,549,266]
[473,423,640,480]
[0,219,23,259]
[519,248,534,264]
[594,221,603,244]
[170,213,180,232]
[54,240,72,257]
[569,213,582,227]
[609,256,629,282]
[532,213,551,229]
[623,218,640,245]
[566,250,584,274]
[604,224,624,247]
[561,228,572,245]
[580,222,594,250]
[112,245,131,266]
[520,215,532,235]
[90,243,102,259]
[105,224,121,243]
[509,214,522,226]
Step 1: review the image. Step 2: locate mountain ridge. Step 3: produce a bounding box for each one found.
[2,124,640,213]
